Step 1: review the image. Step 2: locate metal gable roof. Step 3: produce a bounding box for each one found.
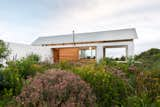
[32,28,138,46]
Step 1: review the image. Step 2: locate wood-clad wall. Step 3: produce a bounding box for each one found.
[53,48,59,63]
[53,48,79,62]
[59,48,79,61]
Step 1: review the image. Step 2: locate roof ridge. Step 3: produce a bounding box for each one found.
[38,28,136,38]
[32,28,137,45]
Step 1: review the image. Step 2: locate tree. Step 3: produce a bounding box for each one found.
[0,40,9,67]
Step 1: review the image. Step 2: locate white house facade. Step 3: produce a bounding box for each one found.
[7,28,138,63]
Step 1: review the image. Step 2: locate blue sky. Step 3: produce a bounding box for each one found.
[0,0,160,56]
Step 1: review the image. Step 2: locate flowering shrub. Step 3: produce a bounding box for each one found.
[16,69,96,107]
[56,61,130,106]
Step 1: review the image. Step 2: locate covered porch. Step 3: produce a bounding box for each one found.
[52,46,96,63]
[52,40,134,63]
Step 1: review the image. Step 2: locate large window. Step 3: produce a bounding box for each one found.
[79,47,96,59]
[104,47,127,61]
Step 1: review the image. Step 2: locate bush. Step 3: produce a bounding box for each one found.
[16,69,96,107]
[104,58,139,90]
[0,40,9,60]
[101,58,160,107]
[56,60,130,106]
[125,95,160,107]
[0,68,23,97]
[0,40,9,68]
[136,70,160,101]
[74,64,130,106]
[0,54,43,107]
[6,54,42,79]
[135,48,160,70]
[27,54,40,63]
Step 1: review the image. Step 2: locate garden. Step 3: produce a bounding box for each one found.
[0,40,160,107]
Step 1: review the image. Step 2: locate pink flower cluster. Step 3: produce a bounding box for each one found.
[16,69,96,107]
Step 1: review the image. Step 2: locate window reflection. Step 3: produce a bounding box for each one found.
[79,47,96,59]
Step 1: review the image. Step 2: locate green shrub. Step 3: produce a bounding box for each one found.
[56,60,74,70]
[6,54,42,79]
[0,40,9,68]
[0,54,43,106]
[104,58,138,89]
[75,65,130,106]
[135,48,160,70]
[0,64,23,99]
[135,70,160,101]
[27,54,40,63]
[124,95,160,107]
[105,58,129,72]
[0,97,17,107]
[56,61,130,106]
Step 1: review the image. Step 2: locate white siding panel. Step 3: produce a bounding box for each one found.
[8,43,53,63]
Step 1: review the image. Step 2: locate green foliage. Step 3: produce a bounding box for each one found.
[135,48,160,60]
[0,54,43,106]
[27,54,40,63]
[6,54,42,79]
[125,95,160,107]
[56,61,130,106]
[0,40,9,59]
[49,53,160,107]
[0,40,9,68]
[136,70,160,101]
[0,48,160,106]
[56,60,73,70]
[0,97,16,107]
[96,58,160,107]
[135,48,160,70]
[0,69,23,97]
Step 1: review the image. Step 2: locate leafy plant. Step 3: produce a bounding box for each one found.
[135,48,160,70]
[0,64,23,100]
[0,40,9,68]
[56,61,130,106]
[0,54,43,107]
[125,95,160,107]
[6,54,42,79]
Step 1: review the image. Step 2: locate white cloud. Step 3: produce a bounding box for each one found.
[0,0,160,54]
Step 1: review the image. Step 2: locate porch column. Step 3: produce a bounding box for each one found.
[96,45,104,62]
[126,41,134,58]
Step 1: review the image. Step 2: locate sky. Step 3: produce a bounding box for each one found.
[0,0,160,56]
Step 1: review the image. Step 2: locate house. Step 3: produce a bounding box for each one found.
[8,28,138,63]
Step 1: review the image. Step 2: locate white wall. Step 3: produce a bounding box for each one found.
[5,41,134,64]
[46,40,135,62]
[8,43,53,63]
